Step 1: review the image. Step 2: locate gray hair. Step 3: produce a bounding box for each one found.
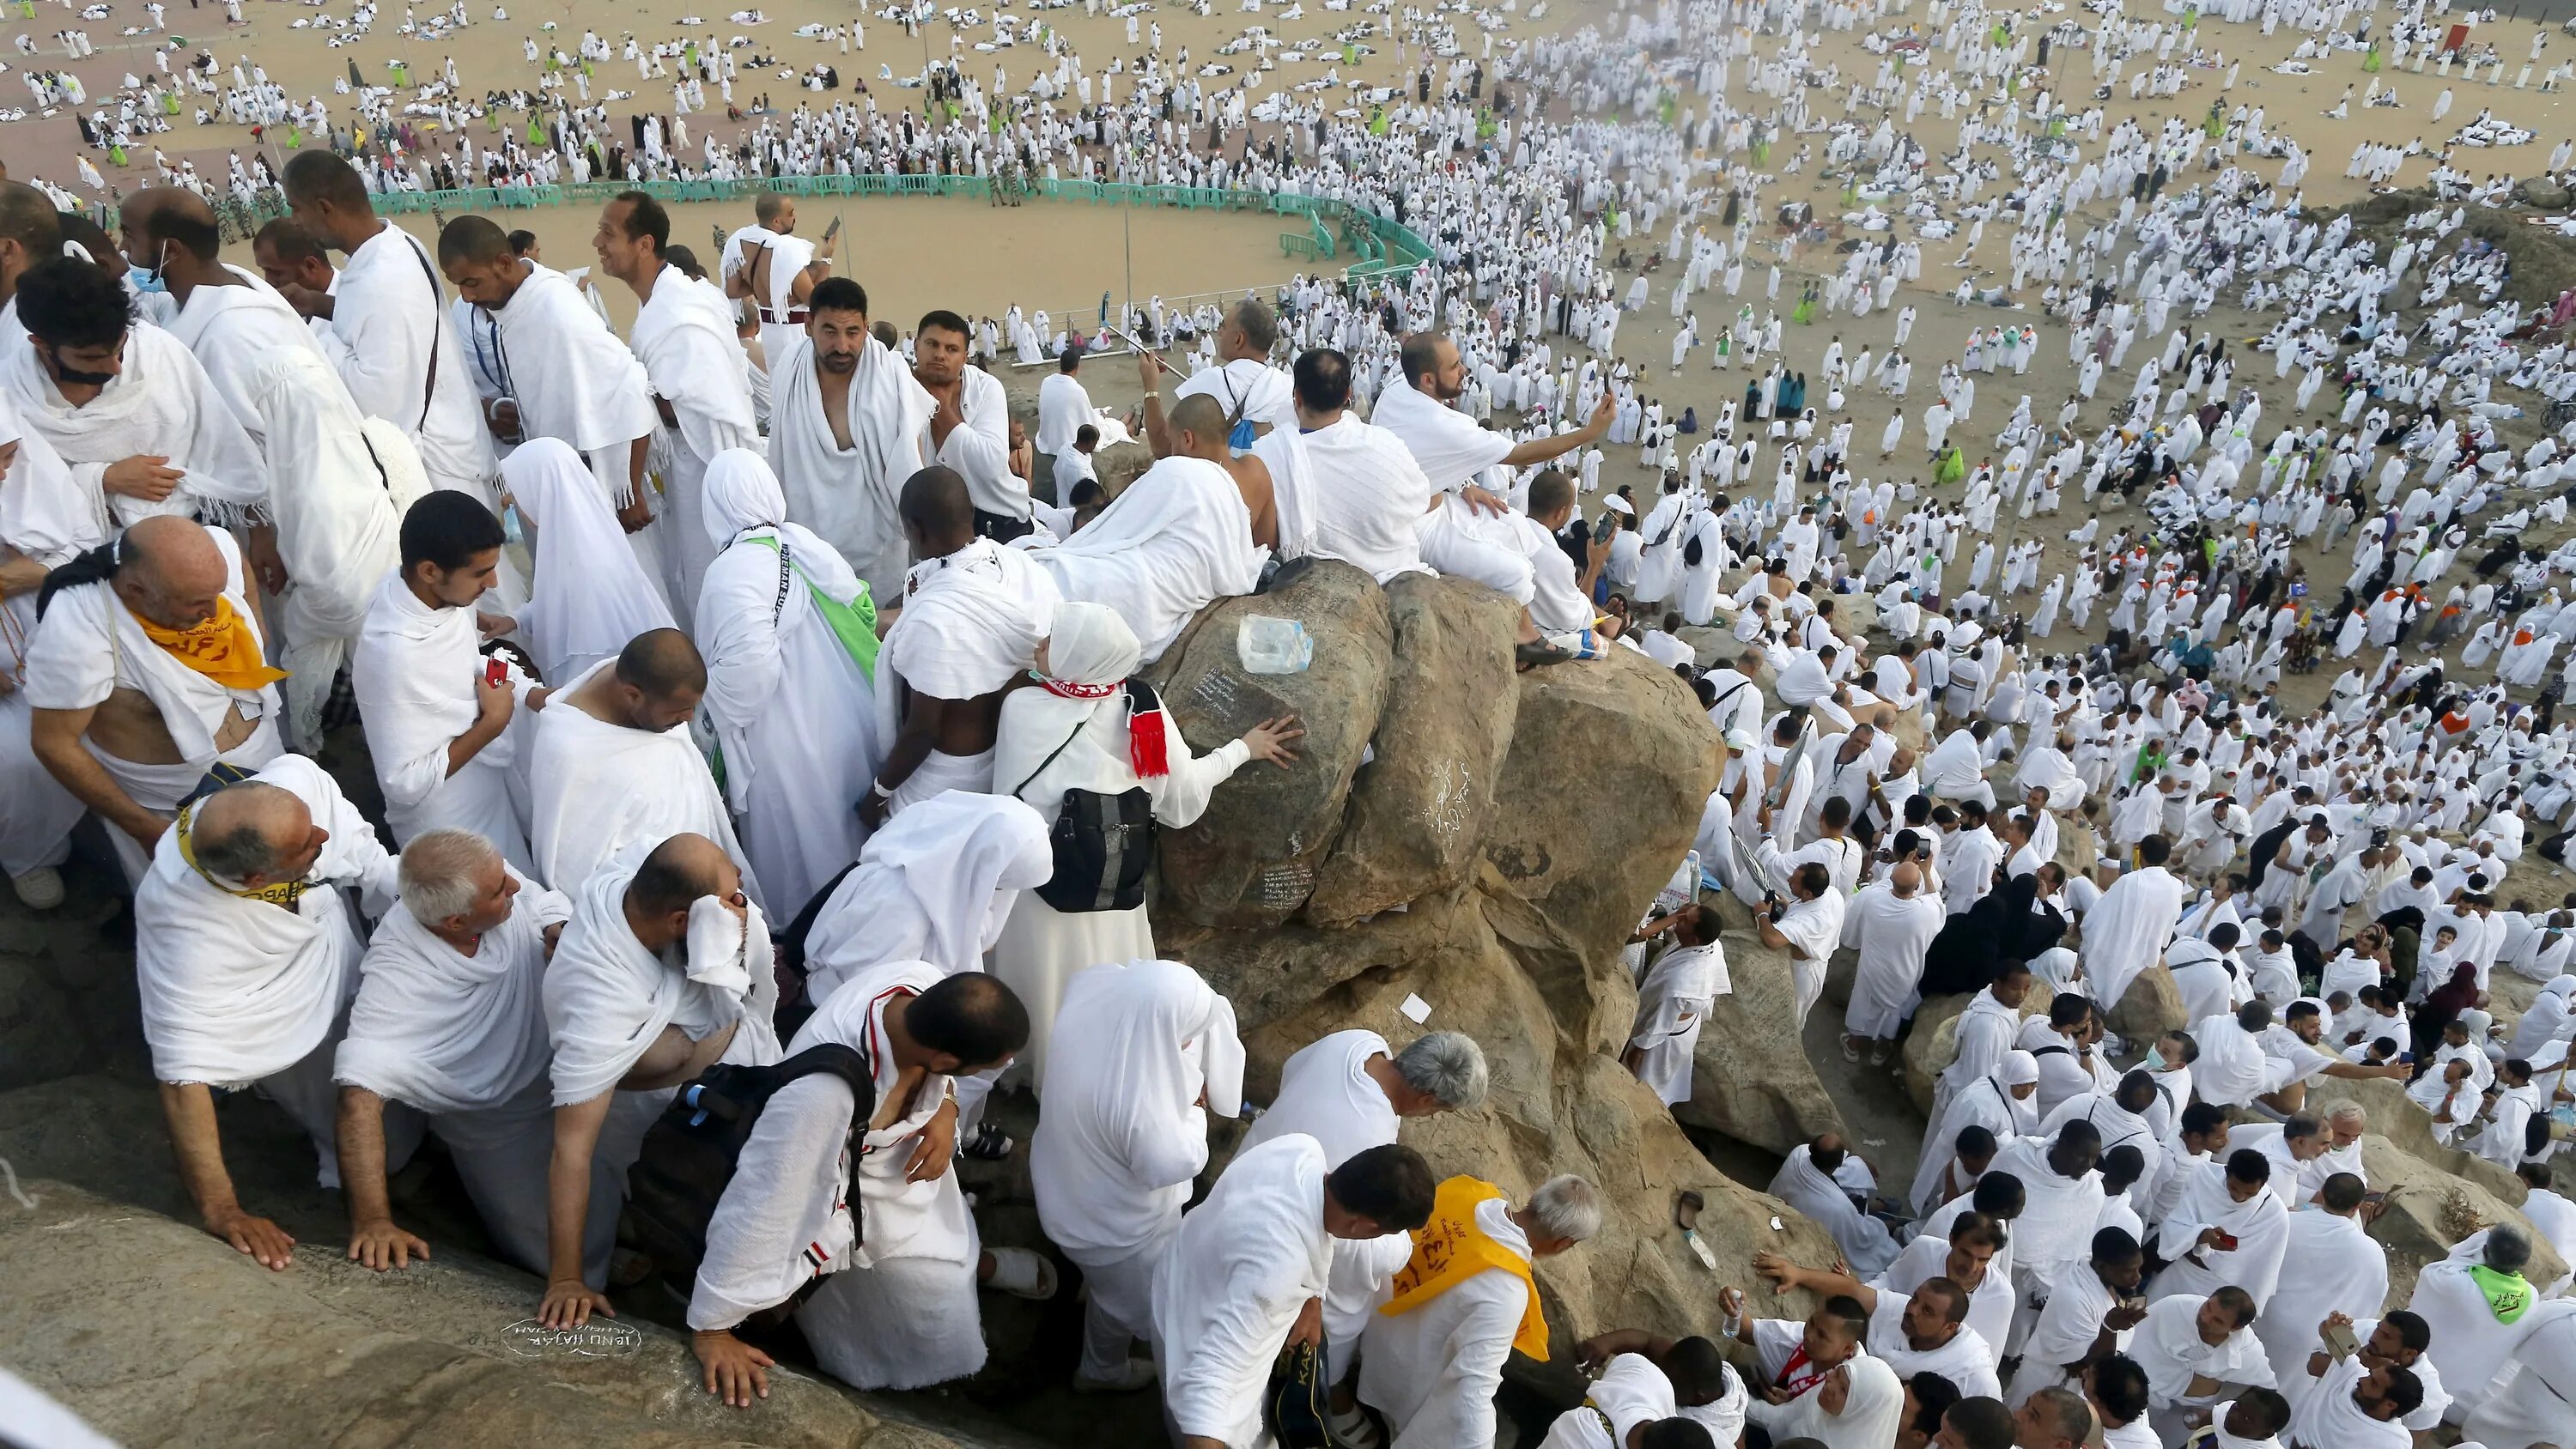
[2482,1224,2534,1274]
[1394,1031,1489,1112]
[188,782,294,882]
[1526,1174,1603,1244]
[398,828,501,925]
[2324,1102,2366,1130]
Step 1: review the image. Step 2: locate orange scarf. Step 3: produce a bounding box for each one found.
[137,597,288,690]
[1378,1177,1547,1359]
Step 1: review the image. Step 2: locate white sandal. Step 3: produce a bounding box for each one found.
[985,1246,1060,1300]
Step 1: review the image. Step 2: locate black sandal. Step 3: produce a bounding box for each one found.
[962,1122,1015,1161]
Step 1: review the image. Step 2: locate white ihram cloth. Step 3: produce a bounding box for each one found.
[162,269,337,450]
[1030,454,1264,664]
[1032,960,1243,1378]
[1865,1292,2003,1397]
[2013,1265,2125,1404]
[1771,1143,1899,1277]
[1370,373,1515,490]
[134,755,400,1184]
[1746,1349,1905,1449]
[988,599,1252,1083]
[1930,987,2026,1125]
[693,449,880,915]
[350,572,534,872]
[1357,1194,1532,1448]
[1982,1136,2110,1283]
[246,348,423,744]
[502,437,677,685]
[1293,409,1437,580]
[1153,1133,1335,1446]
[2252,1210,2386,1386]
[877,537,1058,813]
[768,332,934,604]
[702,960,986,1390]
[334,873,605,1278]
[322,222,497,501]
[801,790,1053,1001]
[1630,938,1727,1105]
[1247,412,1316,560]
[2190,1018,2284,1108]
[1877,1231,2020,1355]
[0,320,266,527]
[1537,1353,1677,1449]
[19,527,284,879]
[2286,1354,2412,1449]
[0,394,99,876]
[924,362,1024,520]
[2129,1294,2276,1409]
[2150,1156,2293,1308]
[2409,1258,2555,1418]
[2461,1301,2576,1449]
[2085,864,2190,1009]
[540,843,781,1106]
[1911,1051,2041,1213]
[631,265,759,609]
[527,658,762,906]
[489,265,668,597]
[1236,1028,1417,1382]
[1844,882,1944,1039]
[2041,1090,2168,1210]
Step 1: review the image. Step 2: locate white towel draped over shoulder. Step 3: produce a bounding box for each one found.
[1032,960,1243,1258]
[1369,374,1516,491]
[134,755,395,1087]
[164,267,337,449]
[881,537,1058,700]
[768,332,934,602]
[1291,411,1434,580]
[1030,455,1263,664]
[802,791,1052,999]
[335,870,573,1113]
[492,267,659,467]
[527,658,759,904]
[0,320,267,526]
[630,266,757,458]
[793,960,975,1269]
[351,573,508,818]
[0,389,107,567]
[250,348,417,643]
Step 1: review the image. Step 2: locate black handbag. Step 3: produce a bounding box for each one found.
[1010,680,1162,914]
[1263,1338,1358,1449]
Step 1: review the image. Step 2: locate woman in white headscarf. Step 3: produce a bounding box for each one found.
[799,791,1054,1003]
[1749,1349,1904,1449]
[1030,958,1243,1392]
[987,602,1301,1086]
[1910,1048,2041,1214]
[695,448,883,916]
[0,393,104,906]
[501,436,675,684]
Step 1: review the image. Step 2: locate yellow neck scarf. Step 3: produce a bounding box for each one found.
[137,597,289,691]
[173,801,311,909]
[1377,1176,1547,1360]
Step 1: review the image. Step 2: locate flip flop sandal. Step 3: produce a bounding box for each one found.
[962,1122,1015,1161]
[986,1246,1059,1300]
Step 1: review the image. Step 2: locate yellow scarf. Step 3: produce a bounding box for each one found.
[137,597,289,690]
[173,800,311,909]
[1377,1176,1547,1360]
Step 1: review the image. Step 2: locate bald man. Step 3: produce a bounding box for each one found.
[0,178,60,349]
[537,831,781,1328]
[1844,854,1947,1063]
[24,517,289,882]
[134,754,411,1271]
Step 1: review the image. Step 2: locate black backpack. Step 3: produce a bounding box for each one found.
[1011,679,1162,914]
[618,1043,878,1311]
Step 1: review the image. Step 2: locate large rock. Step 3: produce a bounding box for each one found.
[2354,1136,2571,1307]
[1151,559,1394,930]
[1304,573,1522,926]
[2304,1075,2534,1203]
[0,1179,960,1449]
[2105,963,2187,1046]
[1676,922,1850,1155]
[1900,992,1975,1116]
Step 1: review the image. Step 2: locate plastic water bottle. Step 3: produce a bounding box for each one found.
[1237,615,1312,674]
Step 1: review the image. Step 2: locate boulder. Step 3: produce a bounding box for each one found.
[1304,573,1522,926]
[2105,963,2187,1046]
[1900,992,1975,1116]
[0,1179,962,1449]
[2354,1136,2571,1307]
[1151,559,1394,930]
[2517,178,2573,211]
[2304,1075,2534,1203]
[1676,922,1850,1155]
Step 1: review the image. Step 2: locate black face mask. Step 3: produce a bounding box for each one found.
[39,345,117,389]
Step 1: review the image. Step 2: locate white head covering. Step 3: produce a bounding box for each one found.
[1764,1351,1905,1449]
[501,436,677,682]
[696,447,861,607]
[1042,599,1145,688]
[2000,1047,2042,1088]
[800,791,1054,998]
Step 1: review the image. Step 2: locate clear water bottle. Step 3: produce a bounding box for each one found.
[1237,614,1313,674]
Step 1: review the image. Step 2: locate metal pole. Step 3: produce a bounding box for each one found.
[1124,206,1133,333]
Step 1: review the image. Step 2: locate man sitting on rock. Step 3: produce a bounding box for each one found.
[1712,1280,1870,1413]
[1571,1328,1749,1446]
[1753,1250,2003,1400]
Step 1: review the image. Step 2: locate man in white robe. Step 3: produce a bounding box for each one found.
[2251,1173,2386,1385]
[2460,1302,2576,1449]
[768,278,934,603]
[1753,1247,2006,1401]
[24,517,287,883]
[598,191,760,609]
[353,492,533,872]
[280,150,497,505]
[1152,1136,1436,1449]
[1358,1175,1601,1447]
[1031,397,1265,664]
[686,963,1042,1398]
[2283,1349,2422,1449]
[1276,347,1437,581]
[1030,961,1242,1391]
[1982,1123,2112,1295]
[2151,1149,2293,1309]
[332,828,592,1279]
[134,756,405,1270]
[2083,834,2189,1009]
[1626,903,1727,1106]
[914,308,1025,540]
[866,468,1057,819]
[535,832,781,1329]
[1536,1350,1725,1448]
[1844,861,1943,1061]
[2408,1227,2549,1421]
[0,385,101,907]
[693,451,881,915]
[2127,1289,2275,1442]
[1770,1133,1901,1278]
[1929,965,2035,1128]
[528,627,762,905]
[2013,1228,2150,1404]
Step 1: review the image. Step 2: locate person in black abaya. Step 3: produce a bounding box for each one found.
[1918,870,2066,997]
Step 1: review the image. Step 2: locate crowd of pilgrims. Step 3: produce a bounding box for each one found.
[10,0,2576,1443]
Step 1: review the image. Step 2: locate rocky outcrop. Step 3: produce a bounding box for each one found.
[2105,963,2187,1046]
[1157,567,1846,1351]
[1678,924,1850,1155]
[2354,1136,2571,1307]
[2304,1075,2534,1203]
[0,1178,959,1449]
